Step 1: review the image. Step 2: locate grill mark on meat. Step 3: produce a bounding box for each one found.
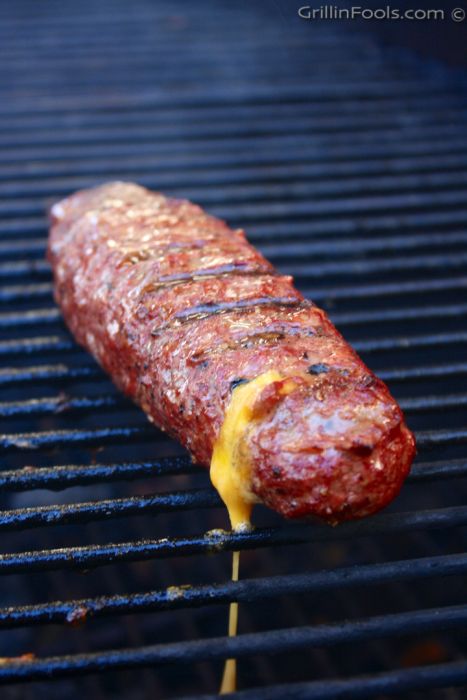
[177,298,308,321]
[138,263,277,295]
[150,298,310,336]
[189,332,287,365]
[189,327,319,366]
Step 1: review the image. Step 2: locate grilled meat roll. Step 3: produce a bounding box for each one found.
[48,182,415,526]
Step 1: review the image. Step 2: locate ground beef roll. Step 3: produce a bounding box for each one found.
[48,182,415,525]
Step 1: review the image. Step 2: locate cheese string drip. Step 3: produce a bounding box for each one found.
[210,371,295,694]
[219,550,240,695]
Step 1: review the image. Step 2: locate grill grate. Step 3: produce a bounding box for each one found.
[1,0,467,698]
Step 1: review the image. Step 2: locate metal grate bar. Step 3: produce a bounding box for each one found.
[400,394,467,413]
[0,237,72,257]
[0,126,465,176]
[0,56,381,75]
[12,131,467,171]
[409,459,467,482]
[0,425,157,452]
[0,456,194,491]
[0,393,124,417]
[0,394,124,417]
[3,114,467,152]
[0,260,49,279]
[0,93,464,125]
[0,336,74,357]
[0,90,464,120]
[4,150,467,197]
[0,80,463,115]
[188,661,467,700]
[0,69,430,94]
[284,252,467,277]
[238,210,467,242]
[0,308,60,326]
[0,89,464,119]
[304,277,467,303]
[3,95,466,132]
[0,283,52,302]
[0,218,44,237]
[0,603,466,684]
[0,113,463,144]
[377,364,467,383]
[415,429,467,448]
[0,489,219,532]
[353,332,467,353]
[262,230,467,258]
[0,31,375,49]
[331,303,467,326]
[0,364,100,387]
[0,551,466,630]
[0,506,466,575]
[2,130,467,171]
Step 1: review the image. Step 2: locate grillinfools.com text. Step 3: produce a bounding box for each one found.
[298,5,466,22]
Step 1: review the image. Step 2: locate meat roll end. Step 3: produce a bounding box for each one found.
[244,372,415,523]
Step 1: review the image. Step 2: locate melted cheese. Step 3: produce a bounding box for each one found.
[211,370,297,695]
[210,370,283,529]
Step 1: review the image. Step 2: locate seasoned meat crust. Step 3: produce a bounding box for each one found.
[48,182,415,523]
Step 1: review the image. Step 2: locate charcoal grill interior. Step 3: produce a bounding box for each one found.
[1,1,467,698]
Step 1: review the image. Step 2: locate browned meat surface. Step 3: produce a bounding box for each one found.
[48,182,415,524]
